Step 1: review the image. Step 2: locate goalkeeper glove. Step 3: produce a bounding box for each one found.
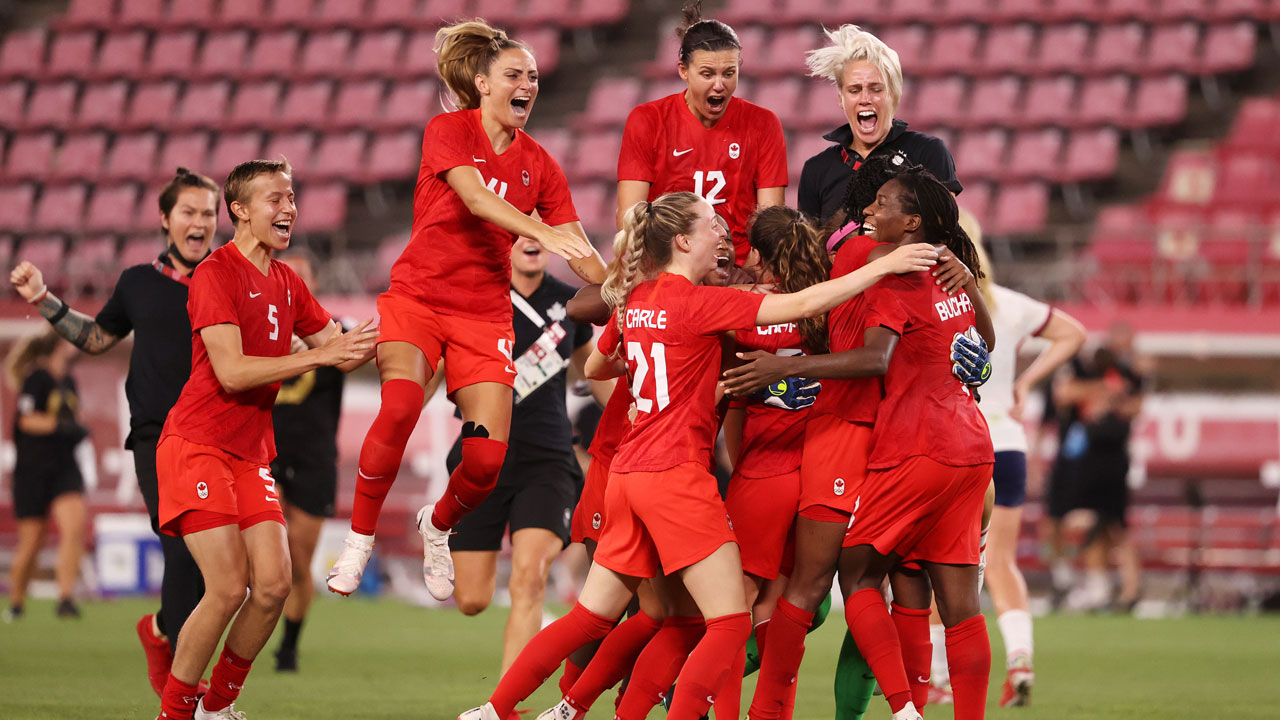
[749,376,821,410]
[951,327,992,387]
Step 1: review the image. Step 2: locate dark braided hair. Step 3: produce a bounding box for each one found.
[827,154,904,239]
[894,166,984,280]
[677,1,741,64]
[747,206,832,354]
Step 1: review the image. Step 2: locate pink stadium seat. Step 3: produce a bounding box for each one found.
[57,0,115,29]
[0,80,27,128]
[145,32,198,79]
[1197,208,1255,302]
[245,30,301,80]
[67,234,122,292]
[85,185,141,232]
[533,128,572,168]
[571,132,622,182]
[174,81,231,130]
[312,132,368,180]
[1157,148,1216,205]
[123,81,179,130]
[23,81,77,130]
[331,80,386,129]
[209,131,265,180]
[990,0,1051,21]
[1035,23,1090,74]
[525,0,575,26]
[1090,23,1146,74]
[878,26,929,72]
[521,27,560,74]
[312,0,373,29]
[102,132,160,181]
[1073,75,1130,126]
[73,81,129,129]
[1091,203,1148,243]
[910,77,967,128]
[953,129,1008,181]
[1006,129,1063,181]
[980,25,1035,75]
[802,80,848,132]
[1059,127,1120,182]
[118,0,164,28]
[32,184,88,231]
[218,0,268,29]
[879,0,941,24]
[16,237,67,278]
[646,32,682,77]
[0,28,46,80]
[965,77,1021,128]
[163,0,215,29]
[1199,22,1257,75]
[45,31,97,78]
[1158,0,1212,20]
[1022,76,1076,127]
[989,183,1048,234]
[1209,0,1270,19]
[157,133,211,177]
[365,131,421,182]
[122,236,164,268]
[572,0,629,27]
[268,0,318,25]
[51,132,108,181]
[380,80,438,131]
[1226,97,1280,153]
[1143,23,1200,74]
[1100,0,1157,21]
[922,25,980,75]
[277,80,333,130]
[572,182,611,234]
[4,133,56,180]
[228,80,281,129]
[0,185,36,230]
[300,31,353,79]
[646,78,687,102]
[755,79,804,130]
[956,181,993,227]
[1128,75,1187,128]
[263,131,314,173]
[788,134,830,187]
[197,31,250,79]
[764,27,821,78]
[717,0,780,26]
[577,76,643,130]
[781,0,846,25]
[298,183,348,232]
[94,31,148,78]
[1212,151,1278,209]
[422,0,469,22]
[351,30,403,77]
[370,232,408,289]
[403,31,439,77]
[1044,0,1105,20]
[938,0,996,21]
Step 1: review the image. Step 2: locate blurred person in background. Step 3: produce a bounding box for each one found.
[4,330,88,621]
[9,167,218,695]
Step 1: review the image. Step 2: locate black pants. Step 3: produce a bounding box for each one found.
[134,434,205,653]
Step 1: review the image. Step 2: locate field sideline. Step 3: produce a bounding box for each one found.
[1,597,1276,719]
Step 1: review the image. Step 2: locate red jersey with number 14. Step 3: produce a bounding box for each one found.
[395,109,579,322]
[162,244,331,465]
[600,274,764,473]
[618,94,788,263]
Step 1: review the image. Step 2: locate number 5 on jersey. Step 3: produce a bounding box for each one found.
[627,341,669,413]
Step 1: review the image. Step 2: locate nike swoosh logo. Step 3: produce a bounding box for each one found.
[917,675,930,683]
[473,157,486,163]
[248,291,261,298]
[672,148,693,156]
[357,469,384,481]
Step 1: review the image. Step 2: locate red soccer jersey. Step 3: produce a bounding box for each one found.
[863,272,995,469]
[162,244,331,464]
[600,274,764,473]
[734,319,809,478]
[393,109,578,322]
[810,234,883,424]
[587,372,633,465]
[618,94,788,263]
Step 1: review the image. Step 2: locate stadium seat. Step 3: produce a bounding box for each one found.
[521,27,560,74]
[423,0,470,23]
[576,76,643,130]
[300,31,354,79]
[1006,128,1063,180]
[45,31,97,78]
[118,0,164,28]
[102,132,160,181]
[1100,0,1157,21]
[312,132,368,180]
[279,80,333,130]
[1198,21,1257,75]
[1226,97,1280,153]
[1212,150,1278,210]
[922,24,980,76]
[93,30,148,79]
[763,27,820,78]
[121,236,163,268]
[980,25,1035,75]
[380,80,438,131]
[312,0,374,29]
[570,181,611,234]
[910,77,967,128]
[23,81,77,130]
[403,31,439,78]
[298,183,348,232]
[1034,23,1091,74]
[989,182,1048,234]
[788,133,831,187]
[801,82,846,132]
[157,132,211,178]
[174,81,231,130]
[1128,75,1187,128]
[955,181,994,228]
[263,131,315,174]
[1157,148,1216,205]
[1143,23,1200,75]
[365,131,421,182]
[32,184,88,231]
[990,0,1052,22]
[525,0,575,26]
[1022,76,1076,127]
[51,132,108,181]
[145,32,199,79]
[217,0,268,29]
[16,237,67,281]
[878,0,942,24]
[718,0,780,25]
[571,0,629,28]
[755,79,805,130]
[571,132,622,182]
[1043,0,1106,21]
[953,129,1009,181]
[0,28,46,80]
[67,234,123,293]
[3,133,56,181]
[473,0,522,26]
[1059,127,1120,182]
[1158,0,1212,20]
[781,0,846,26]
[73,81,129,130]
[197,31,251,79]
[209,131,265,181]
[646,31,682,78]
[331,80,387,130]
[965,76,1022,128]
[1209,0,1270,20]
[878,26,929,72]
[351,30,404,77]
[1197,207,1256,303]
[57,0,115,30]
[938,0,997,22]
[123,81,179,130]
[163,0,215,29]
[1090,23,1146,75]
[0,184,36,230]
[244,30,302,80]
[0,80,27,128]
[228,80,283,130]
[85,185,141,232]
[1073,75,1130,126]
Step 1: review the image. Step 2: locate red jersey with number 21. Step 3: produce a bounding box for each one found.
[600,274,764,474]
[162,244,331,465]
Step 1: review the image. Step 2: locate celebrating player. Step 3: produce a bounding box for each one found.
[9,167,219,696]
[154,159,377,720]
[617,1,787,262]
[327,19,606,600]
[457,191,936,720]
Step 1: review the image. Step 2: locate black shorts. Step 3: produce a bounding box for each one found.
[132,433,163,533]
[270,453,338,518]
[12,465,83,519]
[992,451,1028,508]
[448,444,583,552]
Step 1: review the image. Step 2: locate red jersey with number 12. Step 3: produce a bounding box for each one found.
[162,244,331,464]
[599,274,763,473]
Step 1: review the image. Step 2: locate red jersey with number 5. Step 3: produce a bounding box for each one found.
[162,244,331,464]
[618,94,788,263]
[395,109,579,322]
[598,274,763,473]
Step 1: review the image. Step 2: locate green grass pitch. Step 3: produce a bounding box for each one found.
[1,597,1277,719]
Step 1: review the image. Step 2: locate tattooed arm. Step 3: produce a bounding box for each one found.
[10,261,123,354]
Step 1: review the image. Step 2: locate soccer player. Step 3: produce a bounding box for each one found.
[9,167,219,695]
[154,159,377,720]
[269,251,348,673]
[617,1,787,262]
[327,19,606,600]
[457,191,937,720]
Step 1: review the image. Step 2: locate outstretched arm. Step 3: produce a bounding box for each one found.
[754,244,936,326]
[720,328,899,396]
[204,319,377,394]
[10,262,121,355]
[445,165,595,262]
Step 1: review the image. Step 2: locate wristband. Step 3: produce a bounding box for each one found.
[48,300,69,325]
[28,286,48,305]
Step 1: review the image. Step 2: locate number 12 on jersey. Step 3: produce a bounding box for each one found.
[692,170,726,206]
[627,341,669,413]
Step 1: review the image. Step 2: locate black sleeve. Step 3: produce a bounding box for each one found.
[18,371,54,414]
[94,269,135,338]
[798,156,822,219]
[572,318,593,351]
[913,135,963,195]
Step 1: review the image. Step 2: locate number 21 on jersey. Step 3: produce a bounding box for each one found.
[692,170,726,206]
[627,341,669,413]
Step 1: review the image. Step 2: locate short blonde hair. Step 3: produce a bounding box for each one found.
[805,25,904,108]
[224,158,292,225]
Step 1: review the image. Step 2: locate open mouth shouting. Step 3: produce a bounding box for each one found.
[713,250,732,280]
[271,218,292,241]
[183,231,207,254]
[511,95,532,120]
[856,109,878,135]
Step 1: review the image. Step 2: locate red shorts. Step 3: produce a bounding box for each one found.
[725,469,800,580]
[157,435,285,537]
[798,414,871,522]
[570,453,611,544]
[594,462,737,578]
[377,291,516,396]
[842,455,992,565]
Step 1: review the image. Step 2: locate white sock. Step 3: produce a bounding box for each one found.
[346,529,375,545]
[996,609,1033,665]
[929,622,949,684]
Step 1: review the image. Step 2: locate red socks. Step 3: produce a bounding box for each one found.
[844,588,911,713]
[669,612,751,720]
[748,599,813,720]
[565,609,662,712]
[945,615,991,720]
[710,631,748,720]
[891,603,933,711]
[350,379,424,535]
[614,616,705,720]
[159,675,200,719]
[559,657,584,698]
[488,603,615,717]
[431,435,508,530]
[203,645,253,712]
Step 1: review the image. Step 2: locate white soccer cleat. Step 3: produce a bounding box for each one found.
[326,531,375,596]
[536,699,582,720]
[457,702,500,720]
[194,699,248,720]
[890,701,923,720]
[417,504,455,600]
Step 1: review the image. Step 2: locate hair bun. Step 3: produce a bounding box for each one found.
[175,166,191,177]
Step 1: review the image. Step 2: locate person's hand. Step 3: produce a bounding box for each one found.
[951,327,992,387]
[539,226,594,261]
[318,318,378,366]
[749,376,820,411]
[10,261,46,301]
[720,350,794,396]
[933,249,974,296]
[879,243,938,275]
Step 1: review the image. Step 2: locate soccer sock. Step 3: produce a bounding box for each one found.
[744,618,769,676]
[280,617,303,652]
[565,609,662,712]
[891,603,932,711]
[559,657,584,698]
[350,379,424,535]
[614,616,705,720]
[945,615,992,720]
[996,609,1033,666]
[844,588,910,714]
[159,675,200,720]
[431,433,508,530]
[833,630,875,720]
[747,599,813,720]
[202,645,253,712]
[929,622,949,686]
[711,640,747,720]
[669,613,751,720]
[489,602,615,717]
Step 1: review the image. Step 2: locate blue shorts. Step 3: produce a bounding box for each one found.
[992,451,1027,508]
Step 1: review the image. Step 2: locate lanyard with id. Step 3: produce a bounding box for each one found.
[510,289,570,404]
